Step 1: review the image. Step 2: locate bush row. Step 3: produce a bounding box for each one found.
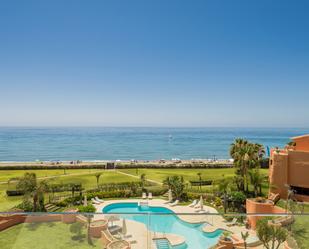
[6,190,25,196]
[115,163,233,169]
[0,164,106,170]
[90,181,155,192]
[56,186,167,207]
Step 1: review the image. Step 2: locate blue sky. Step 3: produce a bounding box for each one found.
[0,0,309,127]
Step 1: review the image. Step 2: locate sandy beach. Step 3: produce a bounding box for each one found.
[0,159,233,170]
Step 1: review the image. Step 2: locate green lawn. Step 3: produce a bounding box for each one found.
[0,169,139,211]
[0,169,114,183]
[0,167,269,211]
[119,168,269,184]
[0,222,101,249]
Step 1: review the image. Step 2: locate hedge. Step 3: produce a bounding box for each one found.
[6,190,25,196]
[189,180,213,186]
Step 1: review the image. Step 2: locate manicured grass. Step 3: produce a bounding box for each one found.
[118,168,269,184]
[0,167,269,211]
[118,168,270,195]
[0,169,111,183]
[0,169,139,211]
[0,222,101,249]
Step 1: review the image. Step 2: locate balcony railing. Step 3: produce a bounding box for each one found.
[0,211,306,249]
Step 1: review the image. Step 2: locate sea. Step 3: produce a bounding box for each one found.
[0,127,308,162]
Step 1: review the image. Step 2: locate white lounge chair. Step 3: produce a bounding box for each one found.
[226,217,237,226]
[188,200,198,207]
[196,209,209,214]
[148,192,152,200]
[169,200,179,207]
[95,196,104,203]
[91,198,100,205]
[142,192,147,199]
[194,203,201,209]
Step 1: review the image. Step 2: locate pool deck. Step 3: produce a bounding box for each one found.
[94,198,256,249]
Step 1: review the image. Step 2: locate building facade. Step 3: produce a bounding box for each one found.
[269,134,309,202]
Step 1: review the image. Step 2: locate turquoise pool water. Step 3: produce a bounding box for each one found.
[103,202,222,249]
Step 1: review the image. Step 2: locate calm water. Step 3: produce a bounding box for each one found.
[103,202,222,249]
[0,127,308,161]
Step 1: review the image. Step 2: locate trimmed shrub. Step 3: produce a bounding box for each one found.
[6,190,25,196]
[214,197,222,207]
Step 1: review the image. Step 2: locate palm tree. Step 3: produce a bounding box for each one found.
[230,139,265,193]
[217,177,230,213]
[140,173,146,189]
[164,176,185,200]
[249,169,264,196]
[94,172,102,188]
[163,176,172,189]
[16,173,49,212]
[197,172,202,190]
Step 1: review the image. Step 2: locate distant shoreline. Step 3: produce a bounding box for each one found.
[0,159,234,170]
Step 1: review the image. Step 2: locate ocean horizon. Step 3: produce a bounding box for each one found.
[0,127,309,162]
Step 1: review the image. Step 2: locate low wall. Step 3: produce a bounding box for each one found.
[0,214,26,231]
[0,213,74,231]
[24,214,62,223]
[246,199,286,229]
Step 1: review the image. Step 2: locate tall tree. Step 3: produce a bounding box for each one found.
[16,173,49,212]
[230,139,265,193]
[197,172,202,190]
[215,177,230,213]
[256,218,288,249]
[140,173,146,189]
[164,176,185,200]
[94,173,102,188]
[249,169,264,197]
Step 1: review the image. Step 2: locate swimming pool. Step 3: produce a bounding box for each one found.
[102,202,222,249]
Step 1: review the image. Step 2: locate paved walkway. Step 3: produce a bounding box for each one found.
[115,170,162,185]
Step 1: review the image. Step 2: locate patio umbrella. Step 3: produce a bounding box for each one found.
[122,219,127,236]
[83,195,87,206]
[199,196,204,211]
[168,189,173,202]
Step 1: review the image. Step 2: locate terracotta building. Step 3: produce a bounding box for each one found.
[269,134,309,202]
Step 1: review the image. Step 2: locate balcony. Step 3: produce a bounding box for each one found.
[0,211,306,249]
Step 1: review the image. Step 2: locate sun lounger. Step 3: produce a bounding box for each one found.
[268,193,280,204]
[95,196,104,203]
[196,210,209,214]
[91,198,101,205]
[169,200,179,207]
[194,203,201,209]
[142,192,147,199]
[226,217,237,226]
[270,215,294,227]
[148,192,152,200]
[108,225,122,234]
[188,200,198,207]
